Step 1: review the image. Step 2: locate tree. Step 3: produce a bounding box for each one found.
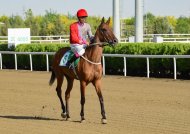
[153,16,172,34]
[125,17,135,36]
[175,16,190,33]
[9,15,25,28]
[87,16,102,34]
[166,16,177,33]
[40,9,60,35]
[0,16,9,35]
[1,10,190,36]
[24,9,41,36]
[57,15,73,35]
[144,12,156,34]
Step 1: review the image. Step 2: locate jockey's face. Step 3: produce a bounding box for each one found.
[78,17,87,24]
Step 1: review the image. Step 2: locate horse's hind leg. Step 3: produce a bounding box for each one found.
[56,74,66,118]
[93,80,107,124]
[65,76,74,120]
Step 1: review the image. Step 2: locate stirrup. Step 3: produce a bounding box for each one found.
[68,62,74,69]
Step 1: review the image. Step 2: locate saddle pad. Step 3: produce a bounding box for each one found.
[59,50,72,66]
[59,50,80,68]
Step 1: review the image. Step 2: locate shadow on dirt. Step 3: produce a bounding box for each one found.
[0,115,60,121]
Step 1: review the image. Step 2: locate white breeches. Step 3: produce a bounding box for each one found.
[70,44,86,56]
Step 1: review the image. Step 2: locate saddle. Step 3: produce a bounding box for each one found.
[59,50,80,69]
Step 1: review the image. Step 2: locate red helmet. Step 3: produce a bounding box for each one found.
[77,9,88,18]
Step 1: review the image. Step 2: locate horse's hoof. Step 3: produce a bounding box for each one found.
[61,112,67,118]
[80,119,86,123]
[101,119,107,124]
[66,117,71,121]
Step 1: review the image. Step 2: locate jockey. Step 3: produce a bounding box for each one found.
[67,8,94,67]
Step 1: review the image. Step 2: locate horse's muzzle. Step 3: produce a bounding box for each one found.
[109,39,118,46]
[113,39,118,44]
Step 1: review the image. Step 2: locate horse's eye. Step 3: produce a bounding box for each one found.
[102,29,106,32]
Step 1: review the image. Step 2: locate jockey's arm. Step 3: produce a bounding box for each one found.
[87,25,94,44]
[70,24,83,44]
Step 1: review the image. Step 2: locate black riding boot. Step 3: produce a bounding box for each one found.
[67,55,78,67]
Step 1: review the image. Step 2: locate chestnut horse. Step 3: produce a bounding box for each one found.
[49,17,118,124]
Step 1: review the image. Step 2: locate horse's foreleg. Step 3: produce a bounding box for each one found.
[65,77,74,120]
[56,75,66,118]
[80,81,86,122]
[93,80,107,124]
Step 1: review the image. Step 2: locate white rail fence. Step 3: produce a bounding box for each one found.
[1,51,190,79]
[120,38,190,43]
[0,51,54,72]
[0,36,70,44]
[1,34,190,43]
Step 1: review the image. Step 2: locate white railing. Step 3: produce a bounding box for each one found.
[31,35,69,43]
[144,34,190,37]
[102,54,190,80]
[163,38,190,43]
[1,34,190,43]
[0,51,54,72]
[120,37,190,43]
[31,39,69,43]
[1,51,190,79]
[0,36,8,43]
[0,35,70,44]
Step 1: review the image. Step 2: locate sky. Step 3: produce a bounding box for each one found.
[0,0,190,18]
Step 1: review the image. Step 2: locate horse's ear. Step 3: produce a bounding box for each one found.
[106,17,111,25]
[101,17,105,24]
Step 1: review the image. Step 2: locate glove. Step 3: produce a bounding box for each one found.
[90,36,94,44]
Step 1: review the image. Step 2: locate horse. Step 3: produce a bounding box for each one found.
[49,17,118,124]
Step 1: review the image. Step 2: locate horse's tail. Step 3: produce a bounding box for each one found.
[49,70,56,86]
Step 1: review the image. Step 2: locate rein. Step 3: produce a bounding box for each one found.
[81,56,101,65]
[80,42,108,65]
[87,42,109,47]
[81,24,114,65]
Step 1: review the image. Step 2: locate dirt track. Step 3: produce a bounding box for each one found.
[0,70,190,134]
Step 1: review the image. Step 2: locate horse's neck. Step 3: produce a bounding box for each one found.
[85,35,103,62]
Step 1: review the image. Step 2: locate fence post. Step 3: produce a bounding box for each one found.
[124,57,127,76]
[29,54,33,71]
[46,54,49,72]
[173,57,177,80]
[102,56,105,76]
[59,36,61,43]
[0,53,2,70]
[146,57,150,78]
[15,54,17,70]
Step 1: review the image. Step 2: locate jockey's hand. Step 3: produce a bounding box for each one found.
[79,40,83,45]
[90,36,94,43]
[86,41,90,46]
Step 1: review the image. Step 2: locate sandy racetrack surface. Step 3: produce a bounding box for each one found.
[0,70,190,134]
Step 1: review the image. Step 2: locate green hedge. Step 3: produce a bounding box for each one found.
[103,43,190,78]
[0,44,15,69]
[15,43,69,70]
[0,43,70,70]
[15,43,69,52]
[1,43,190,78]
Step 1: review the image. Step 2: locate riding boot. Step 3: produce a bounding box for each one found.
[66,55,78,67]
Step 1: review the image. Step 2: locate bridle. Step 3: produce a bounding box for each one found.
[87,42,108,47]
[81,23,117,65]
[86,29,115,48]
[99,27,114,44]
